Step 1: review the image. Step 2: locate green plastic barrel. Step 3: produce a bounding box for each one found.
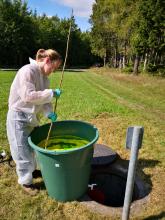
[28,120,99,201]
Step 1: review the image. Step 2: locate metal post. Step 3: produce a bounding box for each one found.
[122,126,144,220]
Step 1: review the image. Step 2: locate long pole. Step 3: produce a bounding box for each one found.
[44,10,73,149]
[122,126,144,220]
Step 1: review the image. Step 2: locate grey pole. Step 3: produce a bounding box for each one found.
[122,126,144,220]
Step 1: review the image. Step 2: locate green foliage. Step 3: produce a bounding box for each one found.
[0,0,164,71]
[0,0,96,68]
[0,0,36,66]
[146,63,165,76]
[122,66,133,74]
[90,0,165,74]
[147,63,158,72]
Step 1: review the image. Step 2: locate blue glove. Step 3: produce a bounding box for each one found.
[53,88,62,99]
[47,112,57,122]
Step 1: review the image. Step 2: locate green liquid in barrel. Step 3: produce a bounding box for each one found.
[38,135,89,150]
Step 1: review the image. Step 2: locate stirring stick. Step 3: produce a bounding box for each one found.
[44,10,73,149]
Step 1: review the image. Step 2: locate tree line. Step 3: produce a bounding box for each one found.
[0,0,164,75]
[0,0,97,68]
[90,0,165,75]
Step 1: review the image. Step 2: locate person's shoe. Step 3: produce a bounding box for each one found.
[32,170,42,178]
[22,184,39,196]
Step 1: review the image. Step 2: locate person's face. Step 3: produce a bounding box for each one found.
[43,58,61,76]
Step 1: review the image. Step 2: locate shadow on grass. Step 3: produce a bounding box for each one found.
[138,158,160,189]
[34,180,46,190]
[138,158,160,168]
[143,211,165,220]
[64,69,86,73]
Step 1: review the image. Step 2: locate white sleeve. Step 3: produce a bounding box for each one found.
[18,67,54,105]
[42,103,53,117]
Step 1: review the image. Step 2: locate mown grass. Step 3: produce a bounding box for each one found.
[0,69,165,220]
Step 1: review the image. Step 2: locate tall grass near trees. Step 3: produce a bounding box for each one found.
[0,69,165,219]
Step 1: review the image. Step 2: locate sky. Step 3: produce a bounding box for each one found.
[26,0,95,32]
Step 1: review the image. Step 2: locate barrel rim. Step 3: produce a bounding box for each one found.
[28,120,99,155]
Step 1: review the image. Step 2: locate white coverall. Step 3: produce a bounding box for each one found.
[6,59,54,185]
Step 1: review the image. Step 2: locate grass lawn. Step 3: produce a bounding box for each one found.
[0,68,165,220]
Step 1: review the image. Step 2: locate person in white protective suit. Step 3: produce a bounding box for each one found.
[6,49,62,195]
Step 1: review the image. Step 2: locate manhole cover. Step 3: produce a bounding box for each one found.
[92,144,118,166]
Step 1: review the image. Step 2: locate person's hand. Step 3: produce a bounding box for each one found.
[47,112,57,122]
[52,88,62,99]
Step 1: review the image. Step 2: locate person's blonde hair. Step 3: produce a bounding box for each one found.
[36,49,62,62]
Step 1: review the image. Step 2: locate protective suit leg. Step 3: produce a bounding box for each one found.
[6,110,36,185]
